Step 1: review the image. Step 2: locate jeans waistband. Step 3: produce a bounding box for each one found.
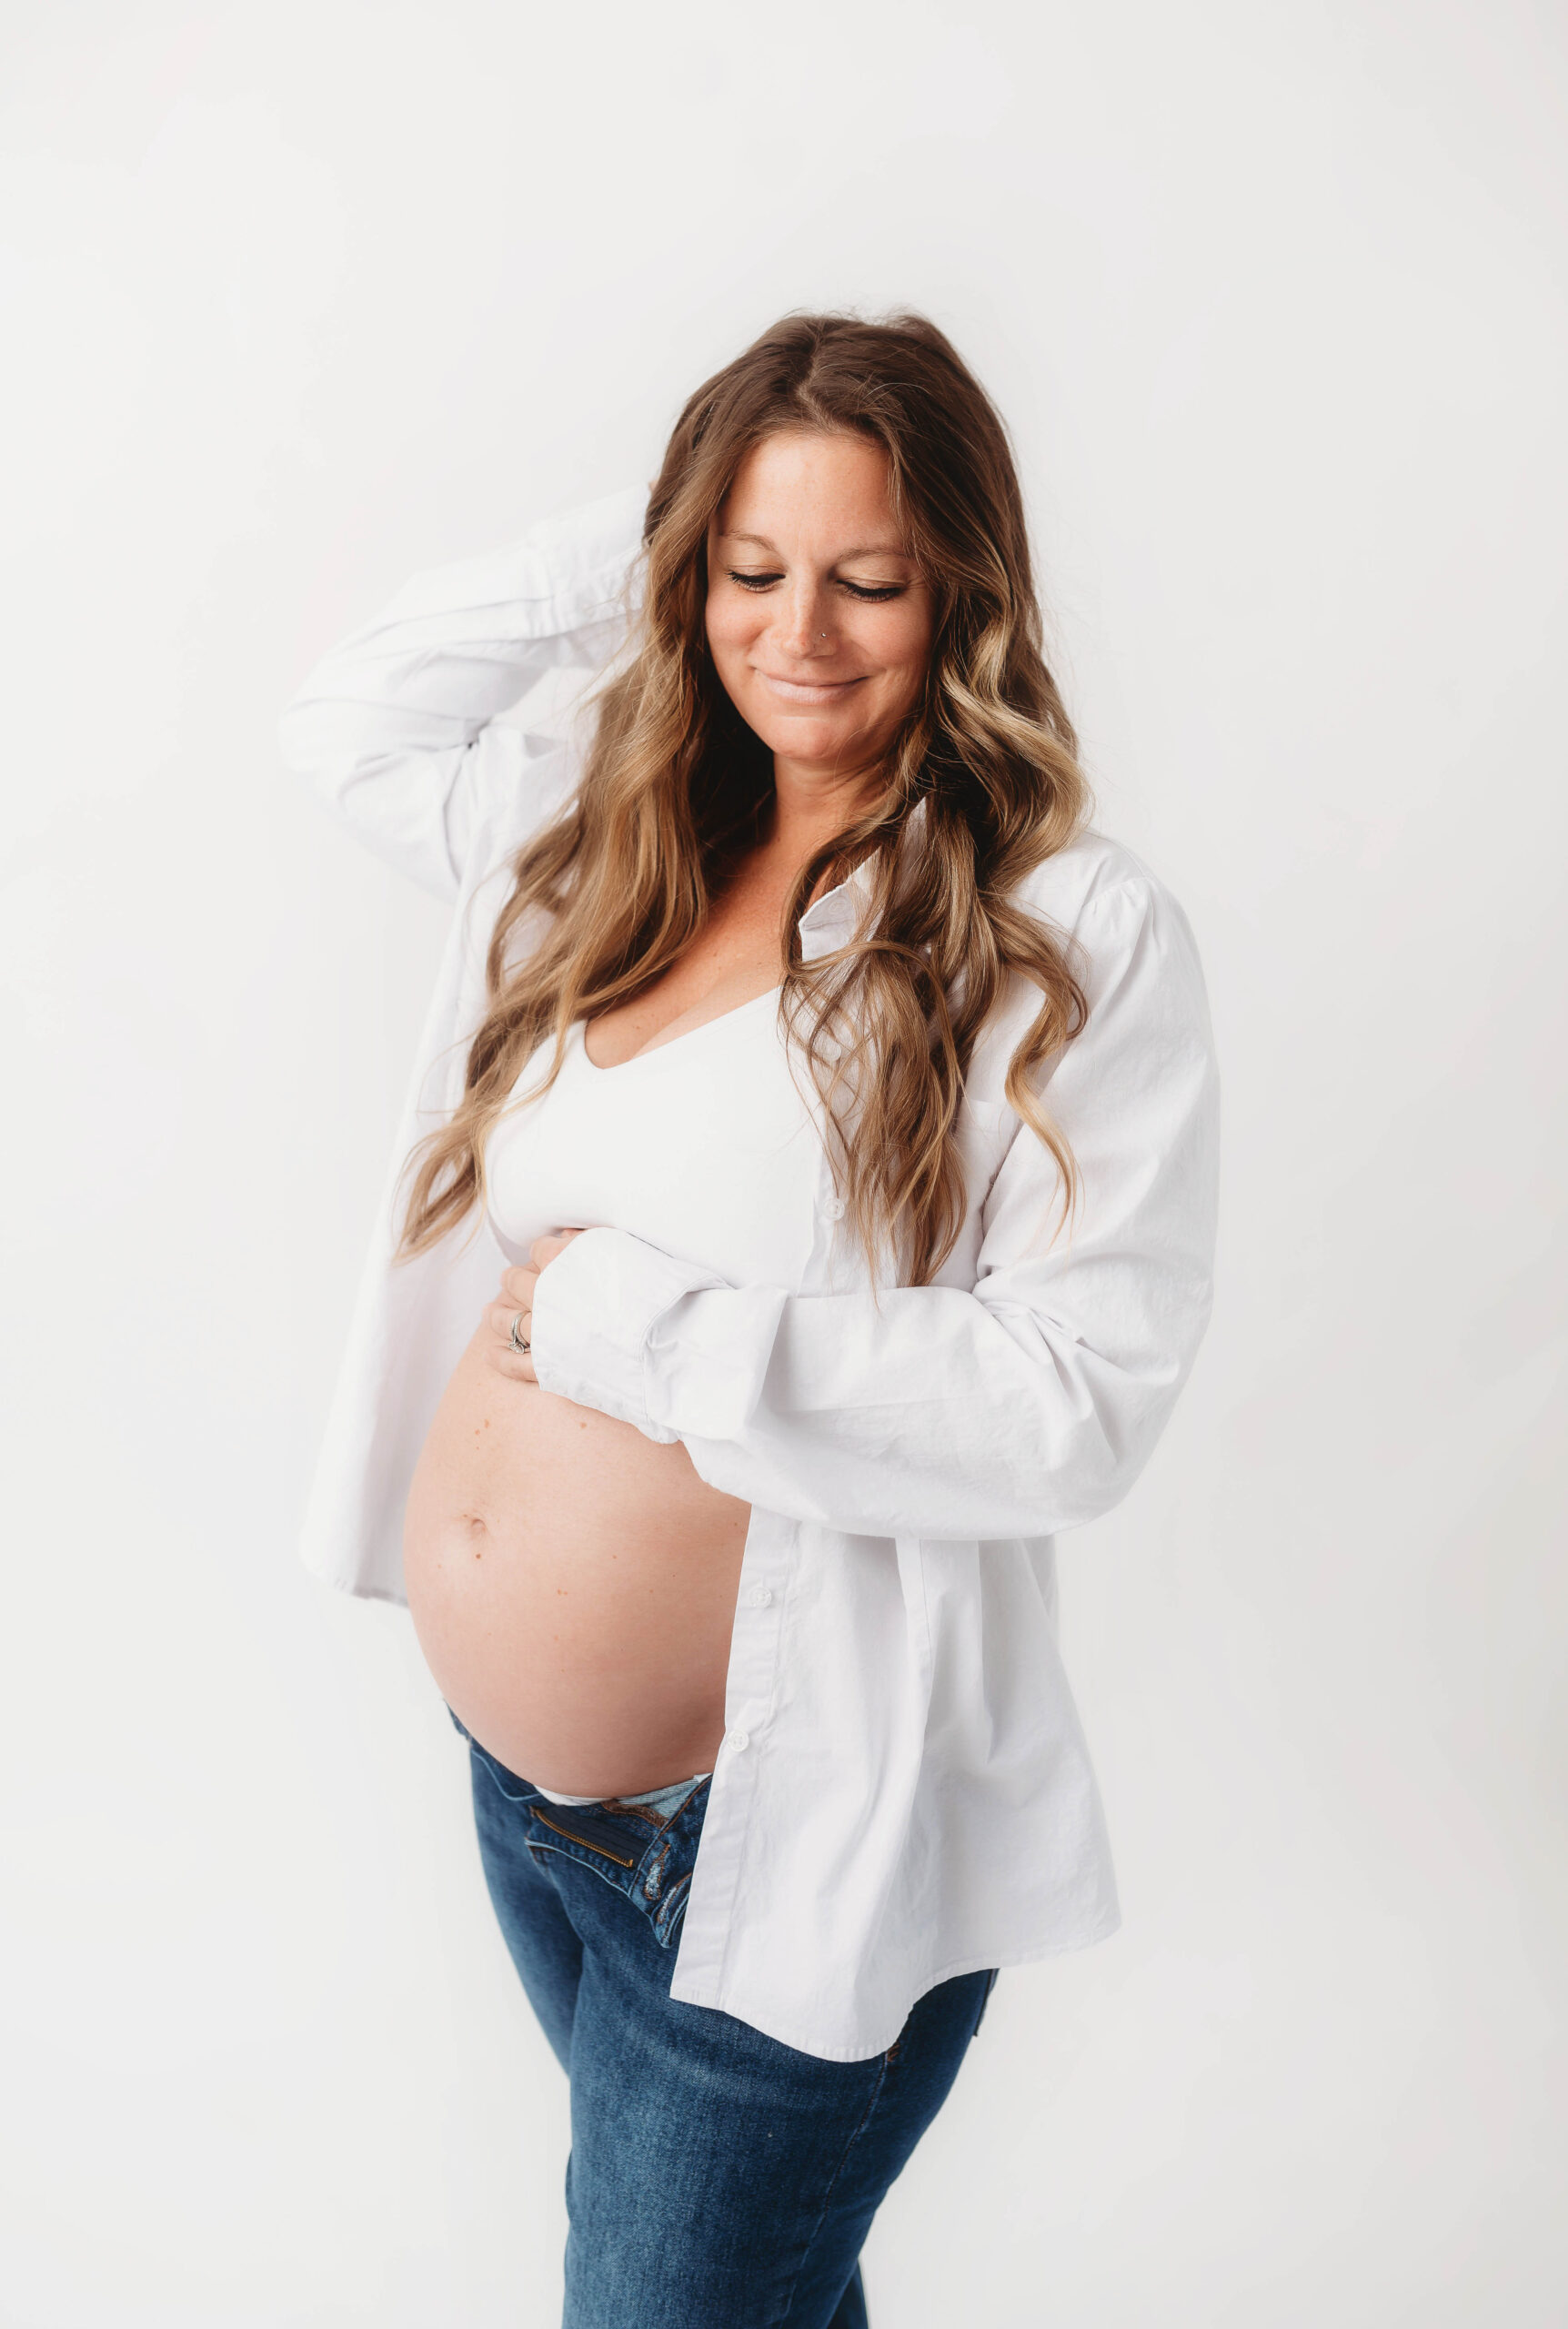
[447,1704,712,1951]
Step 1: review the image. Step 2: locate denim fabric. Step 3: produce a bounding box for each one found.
[450,1709,998,2328]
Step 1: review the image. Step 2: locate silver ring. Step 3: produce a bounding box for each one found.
[508,1310,531,1356]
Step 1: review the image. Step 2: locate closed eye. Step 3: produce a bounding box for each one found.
[726,570,908,602]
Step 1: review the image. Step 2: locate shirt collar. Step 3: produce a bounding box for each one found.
[796,795,928,963]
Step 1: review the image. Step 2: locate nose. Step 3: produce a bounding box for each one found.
[772,585,834,660]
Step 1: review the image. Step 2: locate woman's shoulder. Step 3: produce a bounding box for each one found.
[970,826,1215,1106]
[1010,825,1188,939]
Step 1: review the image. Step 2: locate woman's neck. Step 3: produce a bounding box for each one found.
[759,759,887,885]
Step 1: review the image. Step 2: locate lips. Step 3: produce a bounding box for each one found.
[755,670,866,705]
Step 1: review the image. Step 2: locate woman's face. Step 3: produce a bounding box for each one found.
[705,429,934,791]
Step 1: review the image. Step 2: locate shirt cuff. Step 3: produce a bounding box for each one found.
[528,1226,729,1443]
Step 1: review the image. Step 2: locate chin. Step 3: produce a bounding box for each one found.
[749,711,869,764]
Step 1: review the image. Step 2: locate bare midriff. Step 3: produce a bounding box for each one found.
[403,849,823,1800]
[403,1321,749,1798]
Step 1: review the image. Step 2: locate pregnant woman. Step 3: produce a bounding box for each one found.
[281,310,1220,2325]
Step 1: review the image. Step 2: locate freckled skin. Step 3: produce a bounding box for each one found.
[403,1323,750,1797]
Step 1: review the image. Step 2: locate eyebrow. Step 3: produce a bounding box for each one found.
[719,529,911,561]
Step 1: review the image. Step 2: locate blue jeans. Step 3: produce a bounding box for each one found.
[451,1710,998,2326]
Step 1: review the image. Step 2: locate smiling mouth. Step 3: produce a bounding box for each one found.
[756,671,866,704]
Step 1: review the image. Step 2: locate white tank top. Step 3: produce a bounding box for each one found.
[483,989,823,1292]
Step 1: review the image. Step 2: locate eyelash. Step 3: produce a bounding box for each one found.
[726,570,906,603]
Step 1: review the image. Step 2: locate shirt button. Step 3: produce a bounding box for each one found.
[822,1194,847,1221]
[748,1586,773,1608]
[728,1729,750,1752]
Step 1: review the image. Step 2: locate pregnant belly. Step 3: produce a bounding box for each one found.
[403,1326,750,1799]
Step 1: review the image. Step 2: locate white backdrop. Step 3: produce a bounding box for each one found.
[3,4,1564,2323]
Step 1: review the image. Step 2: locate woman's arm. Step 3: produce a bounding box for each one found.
[527,876,1221,1542]
[277,485,647,896]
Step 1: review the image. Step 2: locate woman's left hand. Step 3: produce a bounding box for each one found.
[484,1230,583,1383]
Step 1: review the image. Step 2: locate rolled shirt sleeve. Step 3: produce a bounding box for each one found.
[277,485,648,895]
[527,876,1221,1540]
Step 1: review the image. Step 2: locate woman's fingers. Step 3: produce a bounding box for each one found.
[487,1228,580,1376]
[529,1227,583,1272]
[497,1230,581,1307]
[483,1299,537,1383]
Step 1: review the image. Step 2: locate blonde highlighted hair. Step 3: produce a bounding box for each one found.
[398,310,1091,1283]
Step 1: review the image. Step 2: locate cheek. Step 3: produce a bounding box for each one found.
[877,619,934,711]
[705,590,757,673]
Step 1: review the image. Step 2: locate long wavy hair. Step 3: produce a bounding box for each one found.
[397,311,1092,1285]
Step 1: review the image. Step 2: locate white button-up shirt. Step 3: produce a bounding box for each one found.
[278,487,1221,2062]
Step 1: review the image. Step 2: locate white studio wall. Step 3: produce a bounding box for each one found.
[2,4,1564,2323]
